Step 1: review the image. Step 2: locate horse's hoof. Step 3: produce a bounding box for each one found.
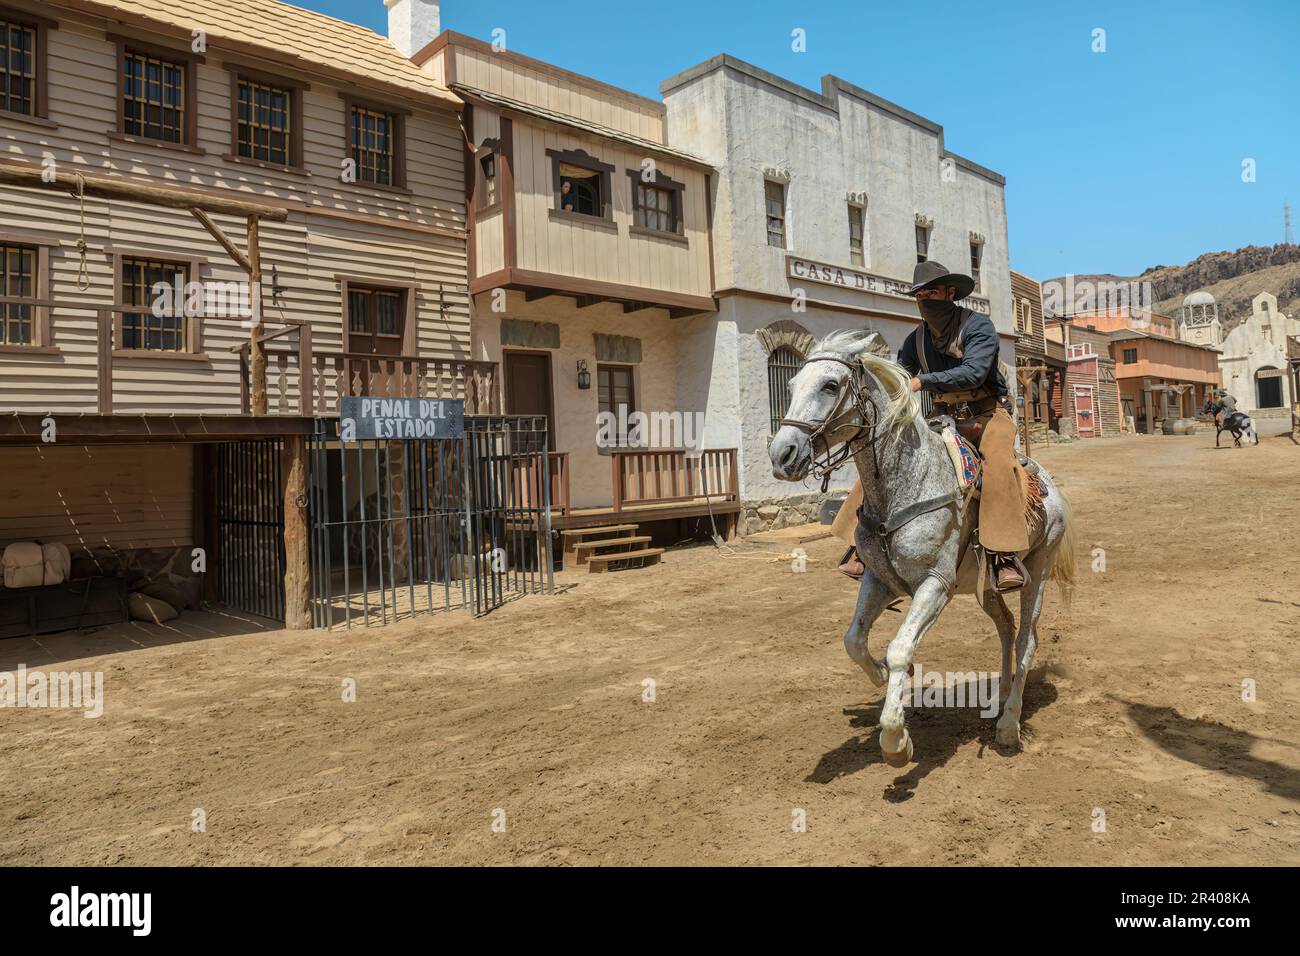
[868,661,887,687]
[995,722,1021,750]
[881,734,913,767]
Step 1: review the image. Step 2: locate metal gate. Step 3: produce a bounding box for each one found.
[214,439,286,621]
[307,415,554,627]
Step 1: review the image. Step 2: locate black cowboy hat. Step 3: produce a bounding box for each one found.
[907,260,975,300]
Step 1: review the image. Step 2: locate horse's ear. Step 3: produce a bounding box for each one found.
[860,331,890,358]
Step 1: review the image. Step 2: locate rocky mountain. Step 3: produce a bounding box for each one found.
[1047,243,1300,333]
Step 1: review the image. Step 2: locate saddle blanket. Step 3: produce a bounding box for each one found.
[939,425,981,490]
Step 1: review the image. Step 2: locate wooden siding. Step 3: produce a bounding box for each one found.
[1010,270,1045,354]
[507,117,711,297]
[0,10,469,415]
[447,42,664,143]
[0,444,191,553]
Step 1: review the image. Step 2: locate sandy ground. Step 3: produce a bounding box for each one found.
[2,422,1298,866]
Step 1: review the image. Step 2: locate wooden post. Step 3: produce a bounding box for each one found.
[282,434,311,630]
[247,215,268,416]
[298,324,313,416]
[96,309,113,413]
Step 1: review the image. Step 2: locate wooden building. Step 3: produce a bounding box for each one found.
[414,31,738,533]
[1110,329,1221,431]
[1011,270,1067,441]
[0,0,479,630]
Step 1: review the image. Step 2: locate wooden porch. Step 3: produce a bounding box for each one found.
[542,447,742,532]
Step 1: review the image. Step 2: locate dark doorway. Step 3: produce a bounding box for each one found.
[214,439,285,622]
[504,350,555,444]
[1256,369,1283,409]
[345,285,407,393]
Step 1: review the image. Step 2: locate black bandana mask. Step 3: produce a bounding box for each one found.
[917,298,962,356]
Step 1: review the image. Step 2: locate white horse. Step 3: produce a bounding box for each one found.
[769,331,1077,765]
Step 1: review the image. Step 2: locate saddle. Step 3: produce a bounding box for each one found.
[932,417,1048,534]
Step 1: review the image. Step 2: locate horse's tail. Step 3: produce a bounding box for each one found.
[1050,485,1078,604]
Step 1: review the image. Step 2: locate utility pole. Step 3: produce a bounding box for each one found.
[1285,201,1294,246]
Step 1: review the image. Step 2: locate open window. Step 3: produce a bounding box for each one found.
[547,148,614,225]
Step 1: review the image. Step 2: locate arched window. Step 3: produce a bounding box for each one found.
[768,345,804,434]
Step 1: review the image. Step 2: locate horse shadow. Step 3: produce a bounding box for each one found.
[1120,700,1300,803]
[805,671,1059,801]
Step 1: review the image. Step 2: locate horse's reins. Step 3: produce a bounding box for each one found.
[779,356,882,491]
[781,353,966,598]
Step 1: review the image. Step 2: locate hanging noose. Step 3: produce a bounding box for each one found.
[72,172,90,292]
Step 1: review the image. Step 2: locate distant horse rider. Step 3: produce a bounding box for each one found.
[1214,389,1237,426]
[832,260,1029,592]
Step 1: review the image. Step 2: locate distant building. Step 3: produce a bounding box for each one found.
[1181,291,1298,414]
[1042,316,1122,438]
[1011,271,1068,440]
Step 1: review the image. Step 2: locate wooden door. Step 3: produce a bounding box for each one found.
[504,351,554,443]
[346,287,406,394]
[1073,386,1096,438]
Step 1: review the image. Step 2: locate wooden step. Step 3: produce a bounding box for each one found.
[570,535,652,565]
[587,547,665,573]
[561,524,637,545]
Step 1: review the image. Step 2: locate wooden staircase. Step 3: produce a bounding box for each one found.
[561,525,664,573]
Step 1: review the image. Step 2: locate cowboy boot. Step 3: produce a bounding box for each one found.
[993,553,1025,592]
[838,546,864,581]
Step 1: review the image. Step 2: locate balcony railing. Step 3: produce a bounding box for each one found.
[237,329,499,417]
[611,447,739,512]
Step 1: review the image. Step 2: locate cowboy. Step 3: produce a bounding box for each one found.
[832,260,1029,591]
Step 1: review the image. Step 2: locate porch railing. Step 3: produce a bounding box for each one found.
[237,334,499,416]
[610,447,739,512]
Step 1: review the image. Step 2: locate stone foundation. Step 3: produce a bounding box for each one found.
[738,491,848,536]
[70,546,202,610]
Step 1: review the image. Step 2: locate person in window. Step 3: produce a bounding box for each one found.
[833,260,1029,592]
[560,178,575,212]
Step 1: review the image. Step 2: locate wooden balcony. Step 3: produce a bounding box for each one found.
[236,328,499,416]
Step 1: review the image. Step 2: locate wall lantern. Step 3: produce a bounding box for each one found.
[577,360,592,390]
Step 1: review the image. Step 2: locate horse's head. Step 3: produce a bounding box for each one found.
[769,330,916,482]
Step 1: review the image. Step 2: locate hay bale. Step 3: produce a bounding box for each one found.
[3,542,44,589]
[128,592,179,624]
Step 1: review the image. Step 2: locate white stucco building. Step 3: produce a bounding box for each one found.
[1181,291,1299,413]
[661,56,1014,529]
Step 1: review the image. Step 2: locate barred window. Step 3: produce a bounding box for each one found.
[0,243,36,345]
[237,78,292,166]
[634,183,678,234]
[350,105,397,187]
[123,49,187,143]
[348,287,405,338]
[120,257,188,351]
[0,18,37,116]
[768,345,803,434]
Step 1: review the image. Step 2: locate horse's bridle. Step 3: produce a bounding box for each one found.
[778,355,883,490]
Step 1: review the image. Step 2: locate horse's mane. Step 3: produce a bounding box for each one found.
[809,330,920,440]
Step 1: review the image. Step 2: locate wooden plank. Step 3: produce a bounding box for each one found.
[281,434,310,630]
[587,547,664,573]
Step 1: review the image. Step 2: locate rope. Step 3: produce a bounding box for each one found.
[72,173,90,292]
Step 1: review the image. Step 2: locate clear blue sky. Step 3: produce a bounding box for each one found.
[304,0,1298,279]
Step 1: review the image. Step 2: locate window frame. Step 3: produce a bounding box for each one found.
[226,65,307,172]
[1122,347,1138,365]
[597,363,637,448]
[915,223,932,263]
[337,276,418,356]
[0,5,54,122]
[767,344,804,435]
[112,35,202,150]
[112,252,207,357]
[765,179,787,250]
[626,168,686,242]
[546,147,615,228]
[340,94,409,193]
[0,236,54,351]
[970,240,984,294]
[847,202,865,266]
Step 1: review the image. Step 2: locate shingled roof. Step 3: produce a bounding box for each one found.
[51,0,460,108]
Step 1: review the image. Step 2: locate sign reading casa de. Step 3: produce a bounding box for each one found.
[340,397,466,440]
[786,255,991,315]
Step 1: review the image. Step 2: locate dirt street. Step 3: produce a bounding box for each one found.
[2,424,1298,865]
